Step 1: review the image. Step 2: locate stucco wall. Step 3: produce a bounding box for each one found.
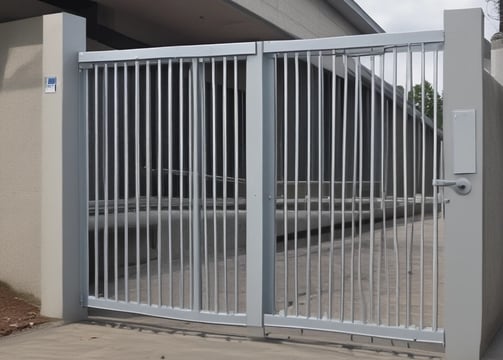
[481,70,503,354]
[0,17,43,298]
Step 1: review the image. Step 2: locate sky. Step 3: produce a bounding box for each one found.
[356,0,499,39]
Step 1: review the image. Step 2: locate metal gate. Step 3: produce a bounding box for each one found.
[81,43,253,324]
[265,31,444,343]
[80,31,445,343]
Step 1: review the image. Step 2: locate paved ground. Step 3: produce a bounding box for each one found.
[0,322,441,360]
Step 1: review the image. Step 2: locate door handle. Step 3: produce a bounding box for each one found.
[432,177,471,195]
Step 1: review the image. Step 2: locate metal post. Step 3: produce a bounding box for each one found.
[246,42,275,331]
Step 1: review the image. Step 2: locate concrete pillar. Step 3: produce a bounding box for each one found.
[491,33,503,85]
[40,13,87,321]
[443,9,484,360]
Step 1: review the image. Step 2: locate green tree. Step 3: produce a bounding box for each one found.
[486,0,503,33]
[408,81,443,129]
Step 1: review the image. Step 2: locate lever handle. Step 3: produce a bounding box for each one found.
[432,179,457,187]
[432,177,471,195]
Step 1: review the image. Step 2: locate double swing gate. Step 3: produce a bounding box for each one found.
[80,31,445,344]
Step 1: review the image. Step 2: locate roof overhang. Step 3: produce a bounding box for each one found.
[0,0,383,50]
[326,0,384,34]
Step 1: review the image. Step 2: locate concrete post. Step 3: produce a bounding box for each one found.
[443,9,484,360]
[40,13,87,321]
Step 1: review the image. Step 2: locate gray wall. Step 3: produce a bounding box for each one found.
[229,0,360,38]
[481,70,503,353]
[0,16,43,298]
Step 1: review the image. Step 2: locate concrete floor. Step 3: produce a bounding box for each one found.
[0,322,442,360]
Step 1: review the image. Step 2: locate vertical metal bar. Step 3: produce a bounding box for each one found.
[123,63,129,302]
[351,57,359,322]
[83,68,90,303]
[233,56,239,313]
[410,46,417,321]
[376,55,382,325]
[104,64,109,300]
[392,48,400,326]
[157,59,162,306]
[113,63,119,301]
[274,52,278,314]
[192,58,201,312]
[378,56,387,326]
[384,98,391,326]
[94,64,99,297]
[188,66,193,309]
[146,61,152,306]
[381,58,389,326]
[283,53,289,316]
[168,59,173,307]
[202,61,209,310]
[294,52,300,316]
[340,54,348,321]
[420,43,426,329]
[329,51,336,319]
[432,49,439,331]
[134,61,140,303]
[317,51,323,319]
[222,56,228,313]
[404,46,410,327]
[211,57,218,313]
[357,58,365,322]
[273,52,278,316]
[440,140,445,219]
[306,51,312,318]
[369,56,375,323]
[179,58,185,308]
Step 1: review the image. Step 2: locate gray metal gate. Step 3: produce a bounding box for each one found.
[81,43,253,325]
[80,31,445,343]
[264,31,444,343]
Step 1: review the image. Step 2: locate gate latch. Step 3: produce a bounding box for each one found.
[432,177,471,195]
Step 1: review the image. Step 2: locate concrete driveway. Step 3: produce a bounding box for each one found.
[0,322,441,360]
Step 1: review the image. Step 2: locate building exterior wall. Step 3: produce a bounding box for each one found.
[228,0,360,38]
[0,16,43,298]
